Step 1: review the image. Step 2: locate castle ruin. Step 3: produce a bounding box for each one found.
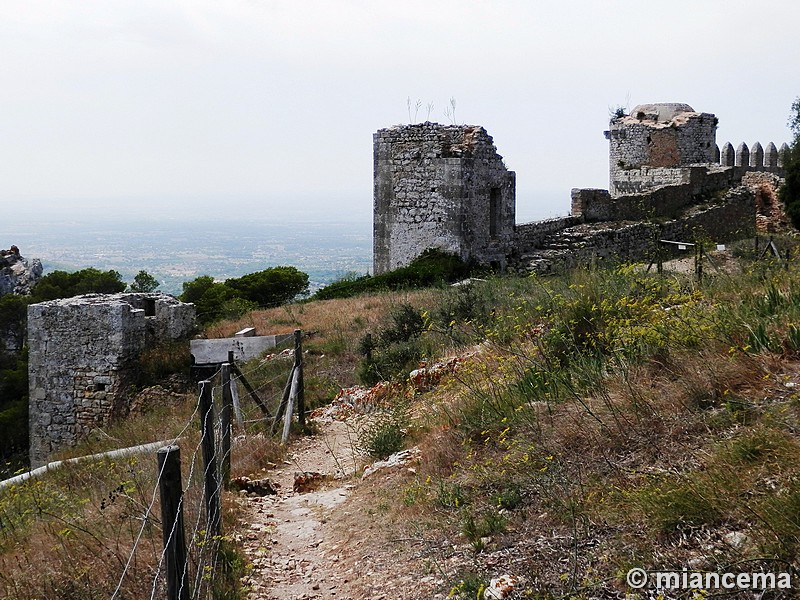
[28,293,195,467]
[373,123,516,274]
[374,103,787,275]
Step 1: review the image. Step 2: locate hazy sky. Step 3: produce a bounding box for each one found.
[1,0,799,224]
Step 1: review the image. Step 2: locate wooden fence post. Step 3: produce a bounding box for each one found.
[157,445,189,600]
[198,380,221,537]
[282,367,299,445]
[220,364,233,490]
[271,365,295,435]
[226,351,244,426]
[294,329,305,429]
[695,244,703,282]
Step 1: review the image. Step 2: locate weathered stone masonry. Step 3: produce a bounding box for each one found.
[374,103,787,276]
[373,123,515,274]
[606,103,717,196]
[28,293,195,467]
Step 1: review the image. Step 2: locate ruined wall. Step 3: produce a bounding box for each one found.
[521,185,756,275]
[28,293,195,467]
[373,123,515,274]
[514,216,582,256]
[606,103,717,196]
[571,166,751,223]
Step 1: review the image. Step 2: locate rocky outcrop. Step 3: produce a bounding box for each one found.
[0,246,43,296]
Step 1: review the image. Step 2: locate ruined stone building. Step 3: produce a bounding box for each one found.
[374,103,787,275]
[373,123,516,274]
[28,293,195,467]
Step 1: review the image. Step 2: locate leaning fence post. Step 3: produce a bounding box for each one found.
[271,364,295,435]
[198,380,222,537]
[220,364,233,490]
[294,329,305,429]
[157,445,189,600]
[226,350,243,426]
[695,244,703,282]
[282,367,299,445]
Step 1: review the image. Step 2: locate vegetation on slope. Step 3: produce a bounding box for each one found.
[311,244,800,598]
[180,266,309,325]
[312,248,475,300]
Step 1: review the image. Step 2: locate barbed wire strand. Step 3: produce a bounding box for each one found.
[112,388,204,600]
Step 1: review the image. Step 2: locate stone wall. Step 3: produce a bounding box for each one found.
[574,167,736,223]
[28,293,195,467]
[606,103,717,196]
[514,216,582,256]
[661,185,756,243]
[373,103,782,281]
[519,185,757,274]
[373,123,515,274]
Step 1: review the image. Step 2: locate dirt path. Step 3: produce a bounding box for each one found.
[237,419,364,600]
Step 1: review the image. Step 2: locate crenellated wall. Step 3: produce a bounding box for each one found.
[718,140,789,170]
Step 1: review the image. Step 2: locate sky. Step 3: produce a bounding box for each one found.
[1,0,799,225]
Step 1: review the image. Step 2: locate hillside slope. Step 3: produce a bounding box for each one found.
[223,245,800,599]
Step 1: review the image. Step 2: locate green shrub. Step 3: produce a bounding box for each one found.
[359,412,407,460]
[181,267,309,325]
[358,304,426,384]
[135,341,193,388]
[448,571,487,599]
[637,478,723,534]
[225,266,309,307]
[31,268,126,302]
[436,479,469,509]
[313,248,474,300]
[461,508,508,551]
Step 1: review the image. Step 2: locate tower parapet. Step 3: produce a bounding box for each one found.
[605,103,717,196]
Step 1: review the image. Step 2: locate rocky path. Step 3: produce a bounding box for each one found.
[237,419,363,600]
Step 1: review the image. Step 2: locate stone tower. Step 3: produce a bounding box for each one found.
[373,123,516,274]
[605,103,717,196]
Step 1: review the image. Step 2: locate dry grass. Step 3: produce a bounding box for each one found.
[206,289,443,403]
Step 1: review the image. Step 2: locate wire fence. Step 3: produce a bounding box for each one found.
[0,330,306,600]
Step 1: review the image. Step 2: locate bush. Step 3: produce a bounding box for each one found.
[782,97,800,229]
[135,341,193,388]
[128,270,159,292]
[225,266,309,307]
[0,295,29,351]
[0,350,29,466]
[358,304,426,384]
[181,267,309,326]
[31,268,126,301]
[358,409,408,460]
[313,248,474,300]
